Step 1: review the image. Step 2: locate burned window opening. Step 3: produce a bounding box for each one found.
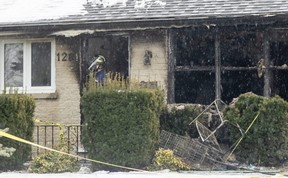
[174,29,215,105]
[175,31,215,67]
[175,71,215,105]
[220,32,264,104]
[221,32,262,67]
[174,29,268,105]
[270,41,288,100]
[221,71,263,103]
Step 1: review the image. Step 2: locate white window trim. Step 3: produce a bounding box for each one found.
[0,38,56,94]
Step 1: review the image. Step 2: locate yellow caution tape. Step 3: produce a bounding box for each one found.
[33,118,66,142]
[226,112,260,161]
[34,118,63,126]
[0,130,146,172]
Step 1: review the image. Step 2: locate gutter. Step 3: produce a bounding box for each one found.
[0,12,286,31]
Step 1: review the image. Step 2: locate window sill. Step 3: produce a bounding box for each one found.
[29,91,58,99]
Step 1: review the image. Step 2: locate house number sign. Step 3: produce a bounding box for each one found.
[57,52,76,61]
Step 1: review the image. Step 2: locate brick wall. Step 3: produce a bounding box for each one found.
[34,37,81,125]
[32,37,81,156]
[130,30,168,91]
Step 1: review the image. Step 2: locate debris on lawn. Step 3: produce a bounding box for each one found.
[159,99,240,170]
[159,130,237,170]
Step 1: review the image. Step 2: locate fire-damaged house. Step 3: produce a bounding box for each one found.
[1,0,288,125]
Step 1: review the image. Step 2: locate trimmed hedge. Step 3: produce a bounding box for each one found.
[0,94,35,170]
[81,88,164,171]
[224,92,288,166]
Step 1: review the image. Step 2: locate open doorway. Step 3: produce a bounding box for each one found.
[86,35,129,79]
[80,35,129,124]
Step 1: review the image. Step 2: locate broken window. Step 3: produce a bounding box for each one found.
[173,28,269,104]
[270,41,288,100]
[174,29,215,105]
[220,32,264,103]
[175,71,215,104]
[0,39,55,93]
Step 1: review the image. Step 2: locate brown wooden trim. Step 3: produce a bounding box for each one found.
[221,66,258,71]
[175,66,215,72]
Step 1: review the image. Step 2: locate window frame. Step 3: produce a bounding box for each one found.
[0,38,56,94]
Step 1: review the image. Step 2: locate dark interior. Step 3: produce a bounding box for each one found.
[174,29,266,104]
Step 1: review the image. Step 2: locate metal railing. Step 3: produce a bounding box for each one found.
[33,124,84,157]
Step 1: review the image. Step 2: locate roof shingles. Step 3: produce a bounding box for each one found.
[1,0,288,26]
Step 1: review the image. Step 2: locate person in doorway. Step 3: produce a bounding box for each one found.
[88,54,106,86]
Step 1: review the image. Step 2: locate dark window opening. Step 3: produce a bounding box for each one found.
[221,71,263,103]
[221,33,262,67]
[174,29,215,104]
[270,42,288,100]
[220,32,264,103]
[173,29,266,105]
[175,32,215,67]
[175,71,215,105]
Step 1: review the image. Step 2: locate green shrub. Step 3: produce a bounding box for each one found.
[0,128,16,157]
[28,146,80,173]
[224,92,288,166]
[160,105,202,138]
[149,148,191,171]
[81,86,165,171]
[0,94,35,170]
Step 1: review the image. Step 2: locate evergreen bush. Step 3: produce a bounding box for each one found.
[224,92,288,166]
[28,145,80,173]
[149,148,191,171]
[0,128,16,158]
[160,105,202,138]
[81,76,165,171]
[0,94,35,170]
